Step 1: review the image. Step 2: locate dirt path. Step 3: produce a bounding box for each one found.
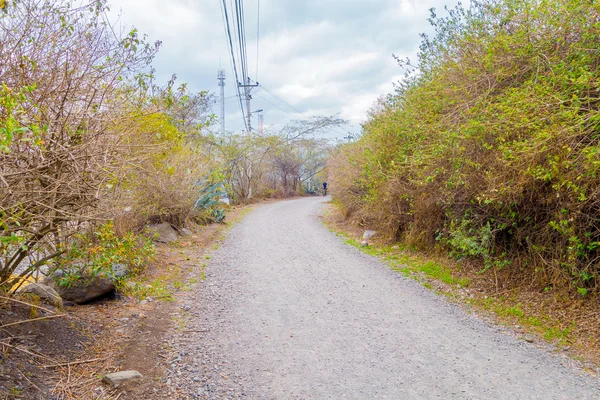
[165,197,599,399]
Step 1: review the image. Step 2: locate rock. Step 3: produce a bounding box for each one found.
[47,263,128,304]
[56,277,115,304]
[18,283,63,308]
[361,241,368,247]
[112,263,128,278]
[140,300,148,305]
[102,370,142,387]
[180,228,193,237]
[147,222,178,243]
[363,230,377,240]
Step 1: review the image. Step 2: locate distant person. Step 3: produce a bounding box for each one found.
[322,182,327,196]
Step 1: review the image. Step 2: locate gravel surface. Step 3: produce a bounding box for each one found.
[165,197,600,399]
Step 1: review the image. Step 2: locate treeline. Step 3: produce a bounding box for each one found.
[329,0,600,296]
[0,0,338,291]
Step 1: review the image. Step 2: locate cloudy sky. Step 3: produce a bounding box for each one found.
[111,0,463,139]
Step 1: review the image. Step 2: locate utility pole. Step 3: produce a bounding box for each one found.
[238,77,259,133]
[217,69,226,135]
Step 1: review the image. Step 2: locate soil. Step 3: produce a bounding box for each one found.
[0,205,250,399]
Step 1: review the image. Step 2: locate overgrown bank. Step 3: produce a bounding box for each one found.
[328,0,600,299]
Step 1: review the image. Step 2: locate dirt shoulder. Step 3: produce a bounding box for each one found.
[322,201,600,373]
[0,205,252,400]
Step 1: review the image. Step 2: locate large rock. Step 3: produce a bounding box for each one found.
[111,263,128,278]
[18,282,63,308]
[47,263,128,304]
[56,276,114,304]
[147,222,178,243]
[102,370,142,387]
[363,230,378,240]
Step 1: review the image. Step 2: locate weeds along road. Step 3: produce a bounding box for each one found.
[177,197,599,399]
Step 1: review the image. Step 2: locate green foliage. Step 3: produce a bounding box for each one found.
[0,84,42,153]
[119,278,174,301]
[444,219,493,260]
[193,181,227,223]
[55,222,156,287]
[329,0,600,295]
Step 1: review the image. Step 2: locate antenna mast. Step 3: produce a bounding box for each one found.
[217,69,226,135]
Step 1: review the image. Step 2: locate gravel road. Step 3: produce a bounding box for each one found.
[166,197,599,399]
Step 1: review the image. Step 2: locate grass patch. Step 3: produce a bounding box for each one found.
[120,278,174,301]
[337,231,469,289]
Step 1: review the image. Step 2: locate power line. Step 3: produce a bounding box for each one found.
[255,93,301,120]
[259,86,352,138]
[220,0,248,132]
[255,0,260,81]
[260,85,305,116]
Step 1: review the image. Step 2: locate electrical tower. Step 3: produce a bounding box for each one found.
[217,69,226,135]
[258,113,264,135]
[239,77,259,133]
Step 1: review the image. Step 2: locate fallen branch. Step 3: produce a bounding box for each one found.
[0,295,57,314]
[0,313,66,329]
[16,367,43,393]
[43,357,105,369]
[0,341,58,363]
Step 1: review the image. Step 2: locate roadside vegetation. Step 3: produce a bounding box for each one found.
[0,0,340,298]
[0,0,340,396]
[328,0,600,364]
[329,0,600,299]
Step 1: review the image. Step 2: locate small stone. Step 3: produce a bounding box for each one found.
[147,222,178,243]
[18,282,63,308]
[361,241,368,247]
[140,300,148,305]
[524,336,535,343]
[363,230,377,240]
[102,370,142,388]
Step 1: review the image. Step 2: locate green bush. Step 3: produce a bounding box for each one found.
[54,222,156,287]
[329,0,600,294]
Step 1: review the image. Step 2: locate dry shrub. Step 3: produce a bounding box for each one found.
[109,146,212,230]
[0,0,159,285]
[329,0,600,296]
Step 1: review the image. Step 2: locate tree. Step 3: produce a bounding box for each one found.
[0,0,159,287]
[214,115,343,203]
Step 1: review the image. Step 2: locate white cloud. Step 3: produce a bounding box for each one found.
[110,0,463,137]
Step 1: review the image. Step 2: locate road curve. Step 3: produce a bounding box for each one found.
[185,197,599,399]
